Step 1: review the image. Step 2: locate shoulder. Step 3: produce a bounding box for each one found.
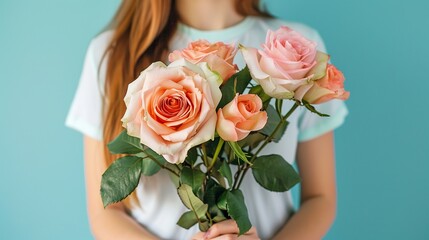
[251,16,319,38]
[90,30,114,51]
[250,16,327,51]
[72,30,115,101]
[86,30,115,66]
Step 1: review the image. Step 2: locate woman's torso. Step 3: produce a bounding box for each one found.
[68,16,336,240]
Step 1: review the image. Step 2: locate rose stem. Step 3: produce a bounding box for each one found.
[201,143,209,167]
[233,101,301,190]
[207,138,225,172]
[145,155,180,177]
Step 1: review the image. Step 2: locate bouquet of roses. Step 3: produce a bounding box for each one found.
[100,26,349,235]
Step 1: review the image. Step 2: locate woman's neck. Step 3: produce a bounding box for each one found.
[175,0,244,30]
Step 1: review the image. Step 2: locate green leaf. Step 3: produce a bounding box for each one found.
[212,215,227,223]
[251,154,301,192]
[185,147,198,167]
[239,132,266,149]
[107,130,143,154]
[199,221,210,232]
[169,170,180,188]
[180,167,205,194]
[101,156,142,207]
[144,147,168,164]
[259,105,289,143]
[302,100,330,117]
[177,204,208,231]
[219,160,233,188]
[222,142,234,164]
[141,158,161,176]
[227,141,251,165]
[135,148,167,176]
[204,179,225,205]
[217,191,228,211]
[226,190,252,235]
[218,66,251,109]
[177,185,209,230]
[177,211,199,229]
[204,180,227,222]
[212,170,227,188]
[177,184,208,219]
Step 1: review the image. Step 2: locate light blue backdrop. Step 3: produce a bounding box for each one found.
[1,0,428,239]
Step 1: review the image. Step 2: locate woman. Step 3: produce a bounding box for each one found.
[66,0,348,239]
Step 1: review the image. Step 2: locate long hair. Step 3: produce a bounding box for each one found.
[101,0,271,206]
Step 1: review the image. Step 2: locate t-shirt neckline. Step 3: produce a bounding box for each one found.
[177,16,255,42]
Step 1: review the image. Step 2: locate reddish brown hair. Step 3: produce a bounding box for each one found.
[101,0,271,205]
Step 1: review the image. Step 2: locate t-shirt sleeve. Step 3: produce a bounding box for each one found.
[297,29,349,142]
[298,99,348,142]
[65,39,104,140]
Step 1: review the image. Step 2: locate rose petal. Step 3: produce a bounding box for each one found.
[216,109,238,142]
[236,111,268,131]
[240,45,270,80]
[294,82,314,101]
[235,128,250,141]
[237,94,263,119]
[203,54,237,82]
[198,62,222,105]
[264,80,292,99]
[308,51,330,81]
[259,54,286,79]
[122,90,142,125]
[180,112,218,162]
[222,95,246,123]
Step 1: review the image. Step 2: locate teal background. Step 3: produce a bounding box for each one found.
[1,0,428,239]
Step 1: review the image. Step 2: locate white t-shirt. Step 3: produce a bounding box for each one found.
[66,16,348,240]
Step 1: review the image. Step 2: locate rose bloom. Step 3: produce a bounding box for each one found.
[241,26,329,100]
[169,40,238,83]
[121,59,222,164]
[303,64,350,104]
[217,94,268,142]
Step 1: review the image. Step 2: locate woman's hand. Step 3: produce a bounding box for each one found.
[191,220,260,240]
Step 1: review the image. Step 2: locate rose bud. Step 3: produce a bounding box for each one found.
[217,94,268,142]
[169,40,238,84]
[303,64,350,104]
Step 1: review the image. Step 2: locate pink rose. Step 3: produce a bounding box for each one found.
[121,59,222,164]
[241,26,329,99]
[303,64,350,104]
[169,40,238,83]
[216,94,268,142]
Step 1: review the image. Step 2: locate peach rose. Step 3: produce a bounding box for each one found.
[241,26,329,100]
[169,40,238,83]
[303,64,350,104]
[216,94,268,142]
[121,59,222,164]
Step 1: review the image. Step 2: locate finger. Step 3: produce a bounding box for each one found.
[209,234,238,240]
[191,232,206,240]
[242,227,258,235]
[207,226,259,240]
[205,220,239,238]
